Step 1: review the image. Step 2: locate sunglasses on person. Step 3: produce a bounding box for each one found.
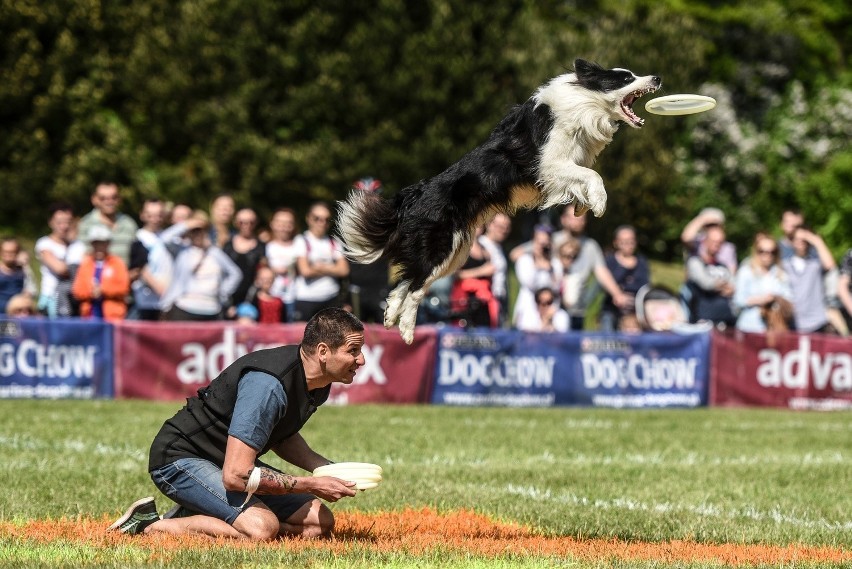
[310,215,330,223]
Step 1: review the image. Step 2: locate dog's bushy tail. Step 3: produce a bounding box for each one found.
[336,190,398,264]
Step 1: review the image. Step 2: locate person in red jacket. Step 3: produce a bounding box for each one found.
[72,225,130,321]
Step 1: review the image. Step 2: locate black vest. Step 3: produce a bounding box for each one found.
[148,345,330,471]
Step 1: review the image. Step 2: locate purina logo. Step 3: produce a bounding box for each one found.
[0,321,21,338]
[756,336,852,391]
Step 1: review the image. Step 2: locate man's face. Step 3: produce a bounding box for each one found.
[704,227,725,256]
[141,201,165,230]
[322,332,365,384]
[93,184,120,216]
[781,212,803,239]
[1,241,18,268]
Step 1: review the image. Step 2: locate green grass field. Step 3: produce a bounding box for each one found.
[1,400,850,567]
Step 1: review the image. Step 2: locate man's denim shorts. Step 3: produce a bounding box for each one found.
[150,457,315,525]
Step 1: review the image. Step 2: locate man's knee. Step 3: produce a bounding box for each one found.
[286,499,334,538]
[316,502,335,536]
[235,508,280,541]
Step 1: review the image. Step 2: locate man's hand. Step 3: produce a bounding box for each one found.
[303,476,358,502]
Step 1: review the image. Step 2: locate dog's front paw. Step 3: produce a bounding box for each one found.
[584,180,608,217]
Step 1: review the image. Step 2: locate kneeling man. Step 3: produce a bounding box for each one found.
[109,307,364,539]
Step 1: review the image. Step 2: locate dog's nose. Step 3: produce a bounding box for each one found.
[652,76,662,86]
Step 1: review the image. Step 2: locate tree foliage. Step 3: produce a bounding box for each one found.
[1,0,849,258]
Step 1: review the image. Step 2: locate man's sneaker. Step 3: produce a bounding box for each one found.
[107,497,159,535]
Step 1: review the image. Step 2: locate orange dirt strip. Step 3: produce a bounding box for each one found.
[2,508,850,566]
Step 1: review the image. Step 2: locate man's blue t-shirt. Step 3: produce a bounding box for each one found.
[228,370,287,452]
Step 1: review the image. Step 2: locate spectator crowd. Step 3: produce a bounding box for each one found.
[3,180,852,339]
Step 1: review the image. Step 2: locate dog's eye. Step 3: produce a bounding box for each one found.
[624,76,634,84]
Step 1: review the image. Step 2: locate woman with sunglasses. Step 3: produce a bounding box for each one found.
[733,232,793,333]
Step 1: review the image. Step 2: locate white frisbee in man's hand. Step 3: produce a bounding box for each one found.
[644,94,716,116]
[313,462,383,491]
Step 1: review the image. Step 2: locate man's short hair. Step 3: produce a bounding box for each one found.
[301,308,364,354]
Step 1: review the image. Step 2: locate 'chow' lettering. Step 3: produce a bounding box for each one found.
[581,354,698,390]
[438,351,555,388]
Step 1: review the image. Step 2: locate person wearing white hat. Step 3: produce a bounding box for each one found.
[71,224,130,321]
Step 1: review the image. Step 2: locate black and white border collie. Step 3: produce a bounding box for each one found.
[337,59,661,343]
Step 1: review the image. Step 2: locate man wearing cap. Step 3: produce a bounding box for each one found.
[71,225,130,321]
[108,308,364,540]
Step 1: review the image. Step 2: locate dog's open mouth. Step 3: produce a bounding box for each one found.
[621,86,659,127]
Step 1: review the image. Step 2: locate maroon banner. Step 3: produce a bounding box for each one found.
[114,321,437,403]
[711,329,852,409]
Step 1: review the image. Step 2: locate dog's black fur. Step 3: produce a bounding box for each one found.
[337,59,661,343]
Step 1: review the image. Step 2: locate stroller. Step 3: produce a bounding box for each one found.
[635,284,711,333]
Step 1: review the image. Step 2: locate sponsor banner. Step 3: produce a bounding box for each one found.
[0,318,113,399]
[711,330,852,409]
[113,321,436,403]
[433,329,709,408]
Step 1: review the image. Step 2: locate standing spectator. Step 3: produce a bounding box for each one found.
[512,224,561,328]
[168,203,193,226]
[449,225,498,328]
[556,237,583,313]
[837,249,852,334]
[600,225,650,332]
[55,218,86,317]
[35,203,74,317]
[72,226,131,322]
[479,213,511,327]
[681,208,737,274]
[777,208,815,261]
[782,227,836,333]
[685,225,737,328]
[159,214,242,321]
[209,194,236,249]
[292,202,349,322]
[129,198,179,320]
[223,208,266,308]
[516,286,570,333]
[345,178,391,324]
[266,208,300,321]
[550,204,628,330]
[0,237,36,315]
[78,181,138,265]
[733,233,793,333]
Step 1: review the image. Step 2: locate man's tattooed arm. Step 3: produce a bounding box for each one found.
[240,467,299,494]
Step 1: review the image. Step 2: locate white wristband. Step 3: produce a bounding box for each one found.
[240,466,262,509]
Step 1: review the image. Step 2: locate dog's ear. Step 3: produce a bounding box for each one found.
[574,59,603,78]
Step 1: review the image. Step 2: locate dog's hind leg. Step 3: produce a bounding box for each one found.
[383,280,411,329]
